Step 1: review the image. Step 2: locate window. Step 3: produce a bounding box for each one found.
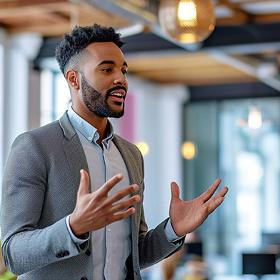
[183,98,280,275]
[40,69,70,125]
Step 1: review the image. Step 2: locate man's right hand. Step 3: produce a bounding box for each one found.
[69,169,140,236]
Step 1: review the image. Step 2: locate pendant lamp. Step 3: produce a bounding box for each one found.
[158,0,216,43]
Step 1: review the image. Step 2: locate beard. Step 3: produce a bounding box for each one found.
[81,74,125,118]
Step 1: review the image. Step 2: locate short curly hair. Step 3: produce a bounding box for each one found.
[55,24,124,75]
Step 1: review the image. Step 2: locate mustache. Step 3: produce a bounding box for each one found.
[107,86,127,95]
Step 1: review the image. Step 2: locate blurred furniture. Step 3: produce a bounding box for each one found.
[242,252,277,276]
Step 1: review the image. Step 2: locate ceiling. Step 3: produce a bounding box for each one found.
[1,0,280,93]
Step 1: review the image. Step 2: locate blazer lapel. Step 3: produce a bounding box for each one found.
[112,135,141,186]
[59,112,89,190]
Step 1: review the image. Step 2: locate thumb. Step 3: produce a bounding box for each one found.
[170,182,180,200]
[77,169,90,197]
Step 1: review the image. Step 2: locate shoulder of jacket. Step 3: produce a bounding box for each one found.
[13,120,61,146]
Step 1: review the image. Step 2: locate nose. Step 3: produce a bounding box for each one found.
[113,72,127,87]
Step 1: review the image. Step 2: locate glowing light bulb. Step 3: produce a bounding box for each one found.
[181,141,196,160]
[159,0,216,43]
[135,142,149,156]
[248,106,263,130]
[178,0,197,27]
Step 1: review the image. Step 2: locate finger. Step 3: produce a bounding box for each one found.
[77,169,90,197]
[97,174,123,197]
[170,182,180,200]
[206,196,225,215]
[110,195,141,213]
[206,187,228,214]
[104,184,139,207]
[219,186,229,198]
[111,207,136,222]
[200,178,221,202]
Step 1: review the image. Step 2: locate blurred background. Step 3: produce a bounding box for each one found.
[1,0,280,279]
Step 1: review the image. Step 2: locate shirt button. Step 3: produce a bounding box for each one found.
[63,250,69,257]
[87,137,91,141]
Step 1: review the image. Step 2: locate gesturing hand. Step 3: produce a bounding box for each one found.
[69,169,141,236]
[169,179,228,237]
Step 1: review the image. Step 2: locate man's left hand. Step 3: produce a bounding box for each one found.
[169,179,228,237]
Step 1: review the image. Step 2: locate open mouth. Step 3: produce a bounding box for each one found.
[108,89,126,105]
[110,92,124,98]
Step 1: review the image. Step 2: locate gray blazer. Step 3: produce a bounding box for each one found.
[1,112,182,280]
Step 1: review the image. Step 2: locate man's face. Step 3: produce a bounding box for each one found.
[75,42,128,118]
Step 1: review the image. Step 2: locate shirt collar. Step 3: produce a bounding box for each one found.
[67,107,114,148]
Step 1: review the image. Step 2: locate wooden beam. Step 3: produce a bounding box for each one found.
[76,2,130,27]
[128,51,258,85]
[0,1,130,34]
[0,0,68,9]
[216,0,256,25]
[228,0,278,3]
[133,65,256,76]
[254,13,280,23]
[127,53,228,71]
[134,67,257,85]
[216,15,248,26]
[0,3,73,18]
[7,23,72,36]
[0,12,69,25]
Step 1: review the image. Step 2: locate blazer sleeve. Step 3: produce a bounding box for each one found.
[1,132,89,275]
[138,202,184,270]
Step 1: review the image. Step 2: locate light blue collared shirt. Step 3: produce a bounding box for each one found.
[66,108,180,279]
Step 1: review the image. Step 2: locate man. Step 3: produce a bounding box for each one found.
[1,24,228,280]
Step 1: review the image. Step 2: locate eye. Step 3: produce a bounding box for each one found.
[102,68,113,74]
[122,68,128,75]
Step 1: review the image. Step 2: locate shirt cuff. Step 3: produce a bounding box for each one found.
[164,218,184,242]
[66,215,90,244]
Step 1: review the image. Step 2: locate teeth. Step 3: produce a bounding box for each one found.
[111,92,123,97]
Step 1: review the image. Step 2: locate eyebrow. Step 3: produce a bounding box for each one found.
[97,60,128,67]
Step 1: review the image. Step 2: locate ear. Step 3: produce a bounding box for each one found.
[65,70,80,90]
